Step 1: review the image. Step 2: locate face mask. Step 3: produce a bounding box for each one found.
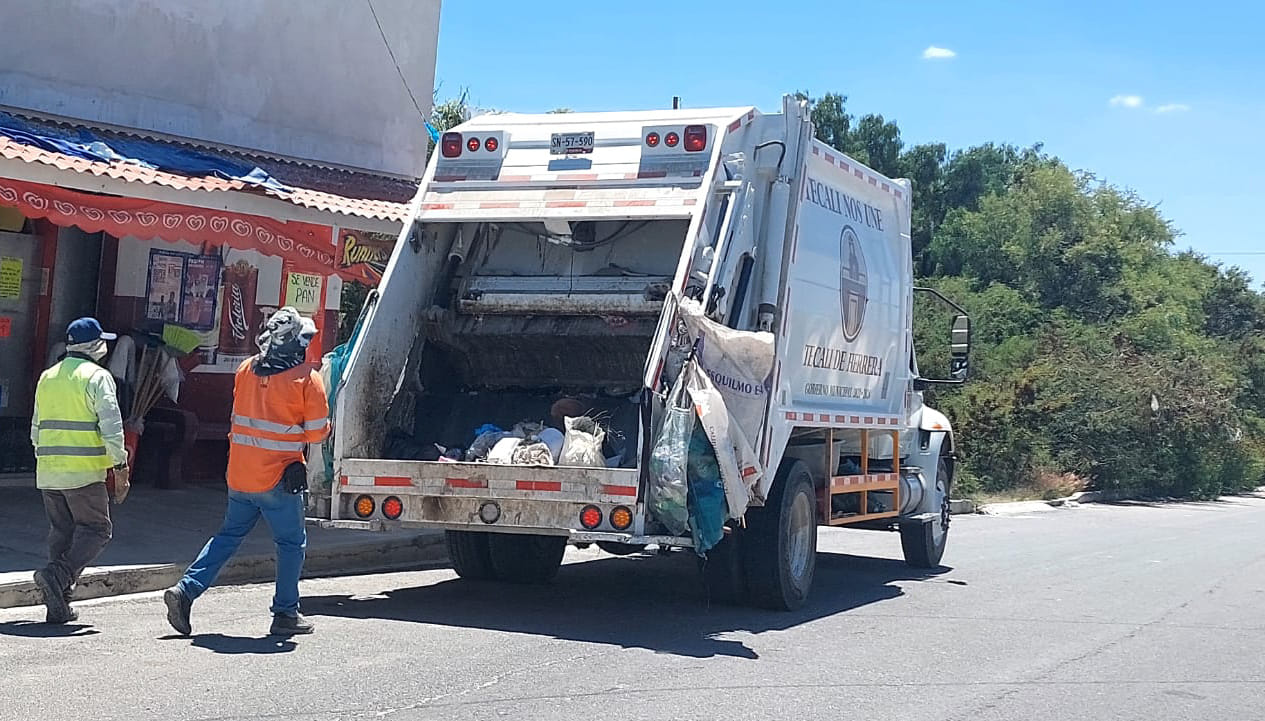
[88,340,108,362]
[68,339,108,361]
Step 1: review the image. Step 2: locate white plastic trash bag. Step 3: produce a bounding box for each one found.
[559,416,605,467]
[487,436,524,464]
[512,441,555,466]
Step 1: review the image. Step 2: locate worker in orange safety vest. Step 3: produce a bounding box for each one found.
[163,307,329,637]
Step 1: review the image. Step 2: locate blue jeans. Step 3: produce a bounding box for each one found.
[177,484,307,616]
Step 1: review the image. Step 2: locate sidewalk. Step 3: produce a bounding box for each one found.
[0,484,446,609]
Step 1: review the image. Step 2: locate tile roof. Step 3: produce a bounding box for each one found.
[0,115,415,224]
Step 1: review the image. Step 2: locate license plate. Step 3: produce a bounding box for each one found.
[550,131,594,155]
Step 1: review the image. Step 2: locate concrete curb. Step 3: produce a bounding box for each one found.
[0,532,447,610]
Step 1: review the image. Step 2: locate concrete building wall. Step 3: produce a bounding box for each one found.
[0,0,440,177]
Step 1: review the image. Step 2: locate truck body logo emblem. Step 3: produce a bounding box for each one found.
[840,226,868,342]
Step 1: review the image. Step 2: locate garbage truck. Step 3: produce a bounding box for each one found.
[320,94,971,610]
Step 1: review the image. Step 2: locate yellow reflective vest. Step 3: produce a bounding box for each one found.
[33,357,125,485]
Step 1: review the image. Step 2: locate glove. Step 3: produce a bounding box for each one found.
[111,465,131,505]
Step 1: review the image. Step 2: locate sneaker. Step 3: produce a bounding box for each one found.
[34,569,73,624]
[163,587,193,636]
[269,613,314,636]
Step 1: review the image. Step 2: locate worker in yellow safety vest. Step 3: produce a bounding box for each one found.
[30,317,130,625]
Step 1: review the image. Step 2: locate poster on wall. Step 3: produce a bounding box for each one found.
[0,257,22,299]
[145,251,185,323]
[180,256,221,330]
[145,250,220,331]
[336,228,395,284]
[284,272,323,314]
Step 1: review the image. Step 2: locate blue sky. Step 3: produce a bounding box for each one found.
[436,1,1265,283]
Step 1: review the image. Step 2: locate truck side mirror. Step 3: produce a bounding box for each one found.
[913,286,971,387]
[950,314,970,380]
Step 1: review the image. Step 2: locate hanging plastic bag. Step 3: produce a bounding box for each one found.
[647,369,693,535]
[686,422,727,555]
[559,416,606,467]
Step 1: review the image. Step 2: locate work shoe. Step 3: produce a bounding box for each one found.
[34,569,73,624]
[163,587,193,637]
[269,613,314,636]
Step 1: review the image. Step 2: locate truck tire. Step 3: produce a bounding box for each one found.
[700,526,746,605]
[445,530,496,580]
[488,533,567,584]
[742,460,818,610]
[900,458,951,568]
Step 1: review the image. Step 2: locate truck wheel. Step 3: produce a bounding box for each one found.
[900,458,951,568]
[700,526,746,605]
[488,533,567,584]
[596,541,648,556]
[742,460,818,610]
[445,530,496,580]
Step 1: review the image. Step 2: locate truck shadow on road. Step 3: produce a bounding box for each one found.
[304,551,952,660]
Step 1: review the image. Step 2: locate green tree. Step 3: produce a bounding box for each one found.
[425,90,472,161]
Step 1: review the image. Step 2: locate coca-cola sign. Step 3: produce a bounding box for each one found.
[228,283,249,341]
[218,260,259,356]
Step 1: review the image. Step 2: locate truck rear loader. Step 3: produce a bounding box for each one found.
[320,95,971,610]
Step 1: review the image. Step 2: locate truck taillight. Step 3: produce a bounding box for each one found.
[466,137,481,152]
[484,136,499,152]
[645,132,660,147]
[441,132,462,158]
[580,505,603,530]
[382,496,404,520]
[664,131,680,148]
[684,125,707,152]
[610,506,633,531]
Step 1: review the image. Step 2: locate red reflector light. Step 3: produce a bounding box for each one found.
[684,125,707,152]
[664,131,680,148]
[580,505,603,530]
[440,132,462,158]
[467,137,481,152]
[382,496,404,520]
[610,506,633,531]
[645,132,660,147]
[484,136,499,152]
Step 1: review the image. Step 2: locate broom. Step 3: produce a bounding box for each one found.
[110,339,184,495]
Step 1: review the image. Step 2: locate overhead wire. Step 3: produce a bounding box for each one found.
[366,0,429,126]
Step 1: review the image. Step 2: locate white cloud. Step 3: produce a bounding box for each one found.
[1110,94,1145,109]
[1156,103,1191,114]
[922,46,957,60]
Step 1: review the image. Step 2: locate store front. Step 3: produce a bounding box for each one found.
[0,166,407,485]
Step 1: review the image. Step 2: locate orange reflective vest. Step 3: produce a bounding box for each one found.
[226,359,329,493]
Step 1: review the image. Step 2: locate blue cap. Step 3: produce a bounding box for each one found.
[66,317,117,345]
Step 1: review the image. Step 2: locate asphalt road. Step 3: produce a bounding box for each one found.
[3,495,1264,721]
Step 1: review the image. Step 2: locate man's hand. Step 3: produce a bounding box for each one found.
[111,465,131,505]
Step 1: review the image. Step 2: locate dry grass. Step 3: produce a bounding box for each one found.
[966,470,1090,504]
[1032,469,1089,500]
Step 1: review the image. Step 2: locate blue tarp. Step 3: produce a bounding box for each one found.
[0,111,291,194]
